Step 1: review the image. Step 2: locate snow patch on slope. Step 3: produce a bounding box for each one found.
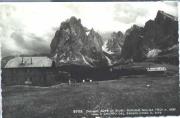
[59,59,66,63]
[82,55,93,67]
[104,55,112,66]
[86,31,90,35]
[147,49,162,58]
[102,41,114,54]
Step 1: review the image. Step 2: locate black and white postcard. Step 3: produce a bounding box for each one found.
[0,2,179,118]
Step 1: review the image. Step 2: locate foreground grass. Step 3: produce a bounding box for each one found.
[2,75,179,118]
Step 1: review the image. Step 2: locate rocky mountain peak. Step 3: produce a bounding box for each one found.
[102,31,124,65]
[105,31,124,53]
[155,10,178,23]
[89,28,95,32]
[121,25,144,62]
[87,28,103,48]
[121,10,178,62]
[69,16,81,23]
[50,16,108,67]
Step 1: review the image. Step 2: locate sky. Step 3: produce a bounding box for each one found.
[0,2,178,57]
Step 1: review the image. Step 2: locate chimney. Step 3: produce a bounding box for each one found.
[31,57,32,64]
[21,57,24,64]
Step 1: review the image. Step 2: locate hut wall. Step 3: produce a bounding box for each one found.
[1,67,62,86]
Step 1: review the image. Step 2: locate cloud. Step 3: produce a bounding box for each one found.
[0,4,55,57]
[1,46,20,57]
[10,32,50,55]
[164,1,177,7]
[113,4,147,24]
[1,30,51,57]
[113,2,177,28]
[65,4,80,14]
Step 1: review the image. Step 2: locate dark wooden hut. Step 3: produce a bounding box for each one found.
[1,56,69,86]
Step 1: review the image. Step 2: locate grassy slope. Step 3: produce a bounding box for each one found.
[2,75,179,118]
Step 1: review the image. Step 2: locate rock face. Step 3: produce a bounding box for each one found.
[102,31,124,64]
[50,16,107,67]
[143,10,178,50]
[106,31,124,54]
[121,25,144,62]
[121,10,178,62]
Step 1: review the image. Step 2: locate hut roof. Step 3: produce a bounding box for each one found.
[5,57,52,68]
